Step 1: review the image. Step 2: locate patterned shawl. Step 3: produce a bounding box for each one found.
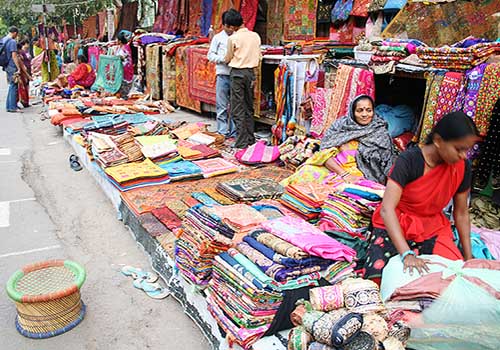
[320,95,396,183]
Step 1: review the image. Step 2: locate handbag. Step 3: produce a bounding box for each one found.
[331,0,354,24]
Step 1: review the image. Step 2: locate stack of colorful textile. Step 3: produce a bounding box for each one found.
[279,182,339,221]
[369,39,419,74]
[157,160,203,182]
[216,178,284,202]
[128,120,166,136]
[135,135,178,162]
[207,248,283,349]
[112,133,145,163]
[192,158,238,178]
[318,181,385,234]
[176,204,235,285]
[83,114,130,135]
[177,140,220,160]
[104,158,170,191]
[416,41,500,70]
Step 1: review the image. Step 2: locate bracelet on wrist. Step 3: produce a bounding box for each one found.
[340,171,350,178]
[400,250,416,262]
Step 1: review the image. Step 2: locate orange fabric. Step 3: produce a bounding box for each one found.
[372,160,466,245]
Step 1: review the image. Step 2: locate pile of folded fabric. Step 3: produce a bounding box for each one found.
[207,248,283,349]
[128,120,166,136]
[157,160,203,182]
[279,182,340,221]
[216,178,284,202]
[135,135,178,162]
[112,133,145,163]
[370,39,424,74]
[192,158,238,178]
[416,41,500,70]
[177,140,220,161]
[83,114,130,135]
[318,180,385,235]
[104,158,170,191]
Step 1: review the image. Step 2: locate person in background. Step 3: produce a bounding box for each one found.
[53,54,95,89]
[116,30,134,100]
[363,111,478,282]
[207,11,236,139]
[2,26,21,112]
[17,39,32,108]
[224,9,261,149]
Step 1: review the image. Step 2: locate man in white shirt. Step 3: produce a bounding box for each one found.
[207,11,236,138]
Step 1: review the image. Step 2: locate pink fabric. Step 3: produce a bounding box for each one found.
[261,216,356,262]
[356,68,375,100]
[310,88,332,138]
[474,226,500,260]
[240,0,259,31]
[434,72,464,123]
[235,140,280,164]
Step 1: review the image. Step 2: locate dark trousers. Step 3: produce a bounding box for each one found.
[230,68,256,148]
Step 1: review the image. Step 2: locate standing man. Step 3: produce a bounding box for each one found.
[225,9,261,149]
[207,11,236,139]
[2,27,21,113]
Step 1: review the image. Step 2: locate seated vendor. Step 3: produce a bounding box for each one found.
[363,111,478,281]
[282,95,395,186]
[54,54,95,89]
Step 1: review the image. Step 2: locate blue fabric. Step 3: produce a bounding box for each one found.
[384,0,407,10]
[192,192,221,206]
[218,252,269,291]
[5,65,18,111]
[343,188,381,201]
[159,161,202,177]
[453,228,495,260]
[216,74,236,137]
[201,0,213,37]
[375,104,415,138]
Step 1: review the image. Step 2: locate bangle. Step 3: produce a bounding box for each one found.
[400,250,416,262]
[340,171,350,178]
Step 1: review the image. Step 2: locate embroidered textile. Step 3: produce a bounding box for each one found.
[240,0,259,31]
[187,46,217,105]
[91,55,124,94]
[419,72,445,142]
[434,72,464,123]
[283,0,317,41]
[266,0,284,45]
[176,46,201,113]
[310,285,344,312]
[153,0,178,33]
[475,63,500,136]
[146,45,162,100]
[463,63,487,120]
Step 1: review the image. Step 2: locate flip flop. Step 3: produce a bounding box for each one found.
[70,160,82,171]
[69,154,79,163]
[133,279,170,299]
[121,265,158,283]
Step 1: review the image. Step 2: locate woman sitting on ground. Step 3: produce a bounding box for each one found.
[282,94,396,186]
[54,54,95,89]
[362,111,477,282]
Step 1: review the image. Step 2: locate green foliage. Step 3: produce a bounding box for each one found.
[0,0,113,36]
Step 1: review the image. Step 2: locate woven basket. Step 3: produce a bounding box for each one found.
[6,260,86,339]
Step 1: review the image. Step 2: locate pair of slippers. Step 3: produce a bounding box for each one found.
[69,154,82,171]
[121,266,170,299]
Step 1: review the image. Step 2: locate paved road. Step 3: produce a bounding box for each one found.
[0,75,209,349]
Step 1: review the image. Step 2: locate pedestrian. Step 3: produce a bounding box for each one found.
[116,30,134,100]
[207,11,236,139]
[224,9,261,149]
[1,26,21,113]
[17,39,32,108]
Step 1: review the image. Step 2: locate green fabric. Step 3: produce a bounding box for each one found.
[41,50,60,82]
[325,230,368,261]
[91,55,124,94]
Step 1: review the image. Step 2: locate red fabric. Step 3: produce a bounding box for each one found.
[240,0,259,31]
[372,159,466,256]
[187,47,217,105]
[151,206,182,230]
[167,38,209,56]
[68,63,96,88]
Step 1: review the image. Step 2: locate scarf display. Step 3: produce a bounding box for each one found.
[320,96,396,184]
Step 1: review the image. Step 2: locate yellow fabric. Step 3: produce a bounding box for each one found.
[226,27,262,69]
[104,158,167,183]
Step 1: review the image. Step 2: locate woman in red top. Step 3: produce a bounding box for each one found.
[363,111,478,280]
[67,54,96,88]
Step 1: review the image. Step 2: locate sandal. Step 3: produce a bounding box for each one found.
[70,160,82,171]
[69,154,79,163]
[121,266,158,283]
[133,279,170,299]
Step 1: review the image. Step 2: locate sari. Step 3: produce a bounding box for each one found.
[17,50,31,107]
[364,158,466,279]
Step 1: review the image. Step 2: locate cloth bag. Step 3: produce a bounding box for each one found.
[235,140,280,164]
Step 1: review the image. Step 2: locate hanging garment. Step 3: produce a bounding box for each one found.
[91,55,124,94]
[240,0,259,31]
[475,63,500,136]
[462,63,488,120]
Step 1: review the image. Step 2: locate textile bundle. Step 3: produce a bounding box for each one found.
[216,178,285,202]
[104,158,170,191]
[279,182,337,221]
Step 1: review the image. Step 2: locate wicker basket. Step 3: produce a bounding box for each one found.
[6,260,86,339]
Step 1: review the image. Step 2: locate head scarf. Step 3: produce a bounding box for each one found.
[320,95,396,183]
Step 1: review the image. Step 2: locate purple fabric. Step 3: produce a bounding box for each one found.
[261,216,356,262]
[201,0,213,37]
[453,37,492,48]
[139,36,170,45]
[463,63,488,120]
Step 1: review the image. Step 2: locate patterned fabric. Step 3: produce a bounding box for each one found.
[187,46,217,105]
[310,285,344,312]
[343,331,377,350]
[212,0,233,32]
[188,0,203,36]
[216,178,284,201]
[368,0,388,12]
[146,45,162,100]
[341,278,385,313]
[139,212,167,237]
[250,230,309,260]
[351,0,371,17]
[317,0,334,24]
[201,0,213,36]
[283,0,317,41]
[288,326,312,350]
[463,63,487,119]
[151,206,182,230]
[87,46,100,70]
[331,0,354,23]
[240,0,259,31]
[303,309,363,347]
[434,72,464,123]
[419,72,445,142]
[162,47,176,101]
[153,0,178,33]
[176,46,201,113]
[361,313,389,342]
[475,99,500,191]
[310,88,333,138]
[91,55,124,94]
[235,140,280,164]
[382,1,499,47]
[325,65,354,133]
[475,63,500,136]
[266,0,284,45]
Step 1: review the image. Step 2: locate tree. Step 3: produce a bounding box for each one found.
[0,0,113,35]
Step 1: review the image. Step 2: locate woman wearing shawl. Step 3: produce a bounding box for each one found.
[282,95,395,186]
[363,111,478,282]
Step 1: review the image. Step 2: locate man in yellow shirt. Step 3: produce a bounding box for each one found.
[224,9,261,149]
